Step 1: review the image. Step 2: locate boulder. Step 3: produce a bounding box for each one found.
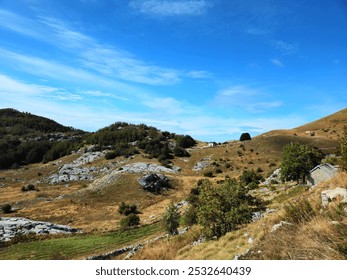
[137,174,171,193]
[321,187,347,207]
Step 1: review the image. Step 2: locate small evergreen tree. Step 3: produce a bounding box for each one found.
[163,202,180,235]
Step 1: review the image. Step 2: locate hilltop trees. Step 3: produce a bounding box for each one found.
[281,142,323,183]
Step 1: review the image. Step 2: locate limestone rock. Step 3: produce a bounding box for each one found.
[0,217,80,242]
[321,187,347,207]
[118,162,180,174]
[271,221,292,233]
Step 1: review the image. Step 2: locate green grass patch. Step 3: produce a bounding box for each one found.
[0,223,162,260]
[273,185,307,203]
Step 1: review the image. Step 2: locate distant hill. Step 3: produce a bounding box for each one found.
[0,108,78,136]
[293,108,347,136]
[0,109,84,169]
[0,109,197,170]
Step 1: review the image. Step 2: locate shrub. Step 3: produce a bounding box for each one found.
[2,204,12,213]
[118,202,140,216]
[173,147,190,157]
[21,184,36,192]
[203,171,214,178]
[175,135,196,148]
[120,213,140,229]
[105,151,117,160]
[239,133,251,141]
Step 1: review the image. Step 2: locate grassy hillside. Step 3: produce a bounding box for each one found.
[0,107,346,259]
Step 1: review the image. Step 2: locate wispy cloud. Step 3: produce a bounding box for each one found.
[213,85,282,113]
[80,46,181,85]
[270,59,284,67]
[185,70,213,79]
[130,0,211,17]
[0,11,208,86]
[270,39,299,55]
[0,9,45,40]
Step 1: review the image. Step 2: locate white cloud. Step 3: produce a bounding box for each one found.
[0,9,45,40]
[270,40,299,55]
[270,59,284,67]
[213,85,282,113]
[80,46,181,85]
[130,0,211,16]
[185,70,213,79]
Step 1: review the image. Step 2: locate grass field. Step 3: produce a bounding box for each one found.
[0,223,162,260]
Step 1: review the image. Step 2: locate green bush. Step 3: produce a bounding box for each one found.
[175,135,196,148]
[21,184,36,192]
[203,171,214,178]
[2,204,12,214]
[120,213,140,229]
[118,202,140,216]
[105,151,117,160]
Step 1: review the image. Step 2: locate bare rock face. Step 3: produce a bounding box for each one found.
[321,187,347,207]
[137,174,171,193]
[0,217,80,242]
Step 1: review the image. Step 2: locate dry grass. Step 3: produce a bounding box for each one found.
[243,173,347,260]
[131,226,201,260]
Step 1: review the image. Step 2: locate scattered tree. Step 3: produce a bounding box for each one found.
[197,179,255,239]
[280,142,323,183]
[163,202,180,235]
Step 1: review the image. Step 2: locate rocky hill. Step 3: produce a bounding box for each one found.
[0,108,346,260]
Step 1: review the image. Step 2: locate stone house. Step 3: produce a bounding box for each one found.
[307,163,339,186]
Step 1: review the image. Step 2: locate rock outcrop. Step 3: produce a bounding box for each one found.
[138,174,171,193]
[47,151,105,184]
[118,162,180,174]
[0,217,80,242]
[321,187,347,207]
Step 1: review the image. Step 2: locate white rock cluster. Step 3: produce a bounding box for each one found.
[192,160,210,171]
[47,152,105,184]
[262,168,282,185]
[0,217,80,242]
[117,162,180,174]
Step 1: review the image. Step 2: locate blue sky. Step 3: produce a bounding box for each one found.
[0,0,346,142]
